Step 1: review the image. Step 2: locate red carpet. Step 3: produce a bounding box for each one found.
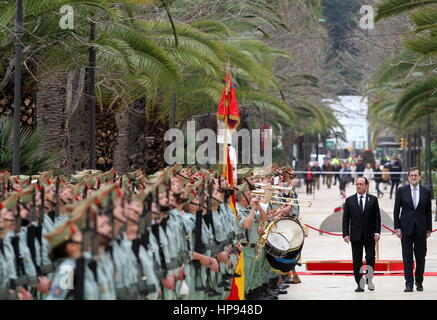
[304,260,411,274]
[297,272,437,276]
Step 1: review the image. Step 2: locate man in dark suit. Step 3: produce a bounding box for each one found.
[394,167,432,292]
[343,177,381,292]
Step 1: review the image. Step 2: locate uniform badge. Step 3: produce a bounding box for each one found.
[51,285,64,298]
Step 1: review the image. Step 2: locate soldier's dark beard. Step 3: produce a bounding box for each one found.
[20,218,30,227]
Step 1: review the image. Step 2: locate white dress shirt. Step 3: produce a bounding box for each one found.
[357,192,367,212]
[356,192,379,236]
[410,184,420,209]
[396,184,421,232]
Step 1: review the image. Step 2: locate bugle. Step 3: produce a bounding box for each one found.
[269,198,312,207]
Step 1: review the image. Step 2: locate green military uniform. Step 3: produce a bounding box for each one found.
[237,203,260,294]
[112,234,139,299]
[220,203,242,294]
[4,229,37,288]
[96,249,116,300]
[180,213,194,299]
[155,224,176,300]
[211,208,228,299]
[183,211,212,300]
[136,242,160,300]
[0,237,15,299]
[148,231,164,298]
[168,209,190,300]
[46,258,76,300]
[82,251,102,300]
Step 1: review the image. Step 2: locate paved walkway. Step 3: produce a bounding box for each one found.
[278,180,437,300]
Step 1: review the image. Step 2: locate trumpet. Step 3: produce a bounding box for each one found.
[254,183,294,191]
[272,196,312,204]
[250,189,267,195]
[269,198,312,207]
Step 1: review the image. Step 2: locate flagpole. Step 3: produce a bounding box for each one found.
[223,61,231,181]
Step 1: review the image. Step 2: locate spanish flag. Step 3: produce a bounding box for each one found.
[224,145,245,300]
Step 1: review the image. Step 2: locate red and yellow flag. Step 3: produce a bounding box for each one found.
[224,145,245,300]
[217,71,244,300]
[216,73,240,130]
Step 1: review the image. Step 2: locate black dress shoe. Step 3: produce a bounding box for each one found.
[355,286,364,292]
[404,286,413,292]
[366,278,375,291]
[416,283,423,291]
[253,295,275,300]
[272,289,288,295]
[279,284,289,289]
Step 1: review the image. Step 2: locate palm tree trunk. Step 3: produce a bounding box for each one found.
[36,70,89,173]
[36,71,68,170]
[145,118,169,175]
[113,98,146,174]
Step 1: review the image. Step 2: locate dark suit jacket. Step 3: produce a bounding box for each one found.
[393,184,432,237]
[342,193,381,242]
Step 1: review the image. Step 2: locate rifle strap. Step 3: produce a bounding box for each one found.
[73,257,85,300]
[11,236,25,277]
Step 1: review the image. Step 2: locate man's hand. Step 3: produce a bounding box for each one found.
[374,234,380,242]
[216,251,229,263]
[17,287,32,300]
[426,231,431,239]
[36,276,51,294]
[209,258,219,272]
[250,197,259,209]
[162,276,175,290]
[396,230,402,239]
[343,236,350,244]
[174,268,186,281]
[257,225,265,236]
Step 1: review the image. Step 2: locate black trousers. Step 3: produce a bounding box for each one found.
[401,224,427,287]
[351,237,376,285]
[375,181,383,197]
[390,180,400,198]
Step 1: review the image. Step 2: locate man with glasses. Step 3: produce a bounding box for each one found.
[394,168,432,292]
[342,177,381,292]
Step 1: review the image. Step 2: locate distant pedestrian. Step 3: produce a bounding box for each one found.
[382,164,391,191]
[350,161,357,185]
[389,159,402,199]
[363,163,374,181]
[339,162,351,199]
[373,162,383,198]
[356,160,365,178]
[305,163,314,195]
[332,157,340,186]
[323,160,333,189]
[311,161,322,191]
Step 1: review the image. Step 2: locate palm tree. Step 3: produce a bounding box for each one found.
[372,0,437,125]
[1,0,333,173]
[0,117,58,174]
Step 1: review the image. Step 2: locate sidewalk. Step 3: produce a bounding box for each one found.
[278,181,437,300]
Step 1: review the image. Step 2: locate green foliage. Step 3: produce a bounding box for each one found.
[0,117,59,174]
[371,0,437,129]
[321,0,362,95]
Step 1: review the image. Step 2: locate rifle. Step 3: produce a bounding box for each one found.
[38,185,45,226]
[30,187,36,223]
[54,176,60,218]
[107,196,116,239]
[194,182,206,254]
